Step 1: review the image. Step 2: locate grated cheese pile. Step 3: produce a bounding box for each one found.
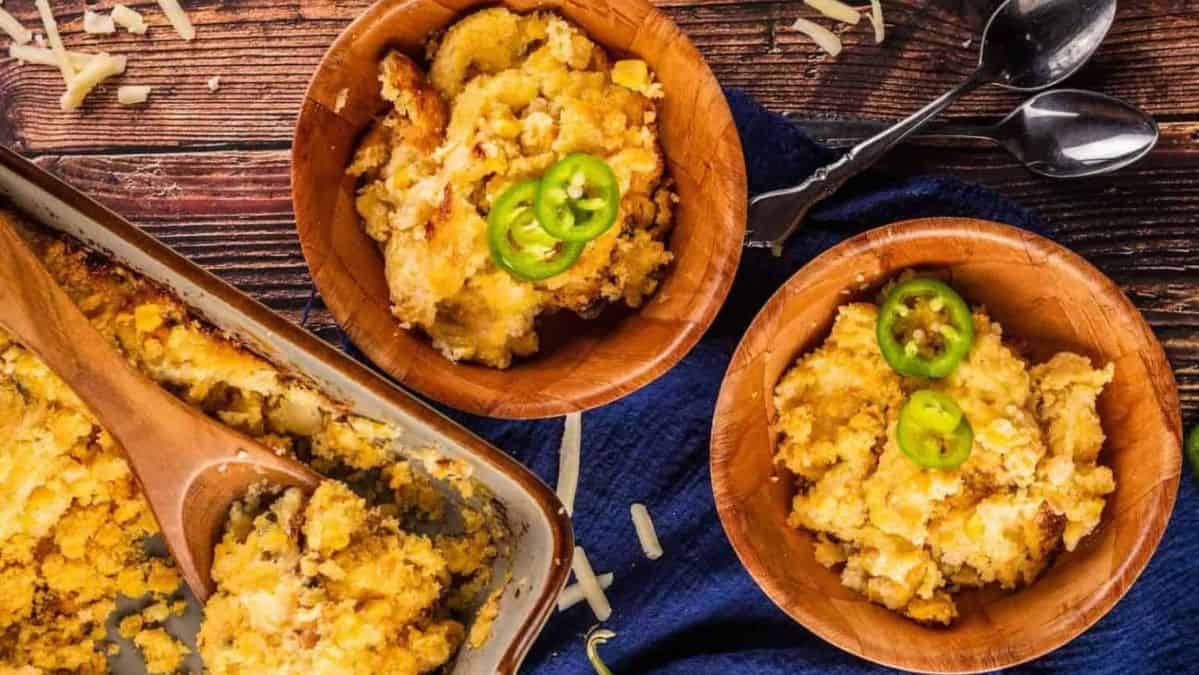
[0,0,198,110]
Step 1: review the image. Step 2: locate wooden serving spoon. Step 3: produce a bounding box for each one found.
[0,219,321,601]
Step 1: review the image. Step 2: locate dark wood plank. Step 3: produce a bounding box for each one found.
[29,135,1199,414]
[2,0,1199,153]
[29,149,342,340]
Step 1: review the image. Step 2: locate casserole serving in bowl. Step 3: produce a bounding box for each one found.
[0,145,572,675]
[291,0,746,419]
[710,218,1180,673]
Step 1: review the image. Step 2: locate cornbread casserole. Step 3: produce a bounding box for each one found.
[773,292,1116,625]
[349,7,675,367]
[0,206,502,673]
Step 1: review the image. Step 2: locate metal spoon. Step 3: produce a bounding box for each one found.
[746,0,1119,252]
[789,89,1159,179]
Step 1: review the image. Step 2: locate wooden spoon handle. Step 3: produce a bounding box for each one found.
[0,220,322,601]
[0,220,200,458]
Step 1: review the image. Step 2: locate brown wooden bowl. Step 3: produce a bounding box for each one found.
[710,218,1181,673]
[291,0,746,419]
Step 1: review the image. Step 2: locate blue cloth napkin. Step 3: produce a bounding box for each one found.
[335,89,1195,674]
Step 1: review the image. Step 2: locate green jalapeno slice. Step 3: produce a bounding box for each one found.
[877,278,975,378]
[1186,425,1199,483]
[488,179,584,281]
[534,154,620,242]
[896,390,973,470]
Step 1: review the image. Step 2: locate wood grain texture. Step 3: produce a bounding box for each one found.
[710,218,1181,673]
[2,0,1199,152]
[0,211,321,602]
[292,0,747,419]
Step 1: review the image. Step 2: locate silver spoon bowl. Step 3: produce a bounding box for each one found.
[996,89,1158,178]
[790,89,1158,179]
[747,0,1120,251]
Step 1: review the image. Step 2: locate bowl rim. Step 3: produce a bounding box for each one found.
[710,217,1181,674]
[289,0,747,419]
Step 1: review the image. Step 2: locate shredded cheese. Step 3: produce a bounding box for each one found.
[112,4,148,34]
[333,87,349,113]
[0,6,31,44]
[34,0,74,85]
[556,413,582,516]
[206,75,220,91]
[60,53,126,111]
[156,0,195,41]
[869,0,885,43]
[557,572,614,612]
[630,503,663,560]
[570,546,611,622]
[9,44,93,69]
[83,10,115,34]
[117,85,151,104]
[804,0,861,25]
[791,17,843,57]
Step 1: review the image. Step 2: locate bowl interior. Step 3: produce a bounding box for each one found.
[291,0,746,419]
[710,218,1181,673]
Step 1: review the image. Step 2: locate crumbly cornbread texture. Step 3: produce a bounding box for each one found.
[349,7,675,367]
[197,482,481,674]
[0,208,500,673]
[773,300,1115,624]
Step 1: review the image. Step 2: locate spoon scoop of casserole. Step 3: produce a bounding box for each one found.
[0,218,321,602]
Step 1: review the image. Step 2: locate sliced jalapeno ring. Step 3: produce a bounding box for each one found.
[905,389,963,434]
[1186,424,1199,483]
[877,278,975,379]
[897,390,973,470]
[534,154,620,242]
[488,180,584,281]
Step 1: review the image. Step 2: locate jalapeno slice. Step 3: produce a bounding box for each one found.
[488,180,584,281]
[1186,425,1199,483]
[534,154,620,242]
[877,278,975,379]
[897,390,973,469]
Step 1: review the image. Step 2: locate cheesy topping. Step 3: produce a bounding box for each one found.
[348,8,674,368]
[773,300,1115,624]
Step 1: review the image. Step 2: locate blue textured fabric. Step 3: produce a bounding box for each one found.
[336,89,1194,674]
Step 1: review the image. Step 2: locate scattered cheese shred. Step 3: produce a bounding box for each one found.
[156,0,195,41]
[34,0,74,85]
[0,6,31,44]
[869,0,885,43]
[83,10,115,34]
[117,84,151,104]
[60,53,126,111]
[791,17,843,57]
[571,546,612,622]
[333,86,349,113]
[556,412,582,516]
[206,75,220,91]
[804,0,860,25]
[558,572,614,612]
[112,4,148,34]
[9,43,93,69]
[630,503,663,560]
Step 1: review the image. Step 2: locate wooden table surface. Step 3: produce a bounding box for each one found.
[1,0,1197,415]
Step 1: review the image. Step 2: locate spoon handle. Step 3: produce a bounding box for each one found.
[746,70,987,253]
[0,219,212,480]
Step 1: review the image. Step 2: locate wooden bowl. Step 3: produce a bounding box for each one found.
[710,218,1181,673]
[291,0,746,419]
